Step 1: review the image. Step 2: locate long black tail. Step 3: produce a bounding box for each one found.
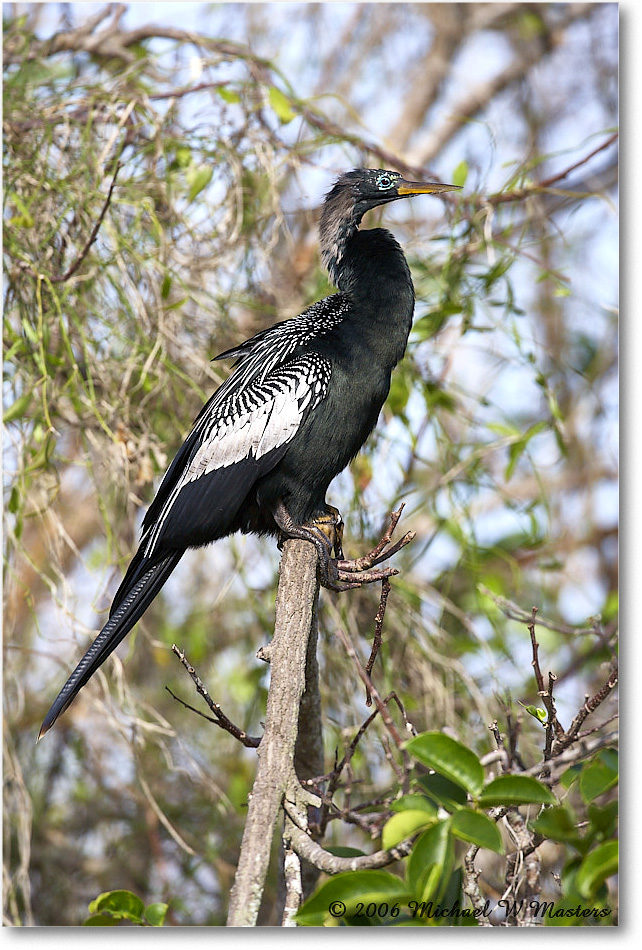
[38,551,183,739]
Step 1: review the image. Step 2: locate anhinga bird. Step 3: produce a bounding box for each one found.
[39,168,459,739]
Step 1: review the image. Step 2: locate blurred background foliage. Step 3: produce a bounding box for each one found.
[3,2,617,926]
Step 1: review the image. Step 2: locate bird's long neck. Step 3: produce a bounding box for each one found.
[319,196,363,289]
[324,225,416,366]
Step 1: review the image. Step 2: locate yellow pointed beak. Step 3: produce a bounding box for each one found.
[397,180,461,196]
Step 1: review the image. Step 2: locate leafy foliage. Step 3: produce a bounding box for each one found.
[297,735,617,927]
[84,889,168,926]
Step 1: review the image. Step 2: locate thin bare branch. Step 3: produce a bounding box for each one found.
[365,577,391,706]
[552,668,619,756]
[165,682,261,749]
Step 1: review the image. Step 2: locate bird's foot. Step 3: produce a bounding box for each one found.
[273,502,349,588]
[273,501,415,592]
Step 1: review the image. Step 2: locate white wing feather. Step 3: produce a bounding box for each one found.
[141,353,331,557]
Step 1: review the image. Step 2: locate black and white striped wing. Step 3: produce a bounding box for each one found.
[139,352,332,559]
[213,293,350,377]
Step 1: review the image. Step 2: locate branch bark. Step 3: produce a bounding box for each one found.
[226,539,321,927]
[284,819,414,873]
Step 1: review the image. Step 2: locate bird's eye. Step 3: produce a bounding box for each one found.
[376,174,395,191]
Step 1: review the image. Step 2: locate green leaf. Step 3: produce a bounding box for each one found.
[478,774,556,807]
[185,166,213,203]
[83,914,119,926]
[587,801,618,838]
[559,763,582,790]
[518,701,548,724]
[386,369,411,416]
[8,486,20,515]
[325,846,366,858]
[296,870,409,927]
[268,86,296,123]
[450,808,504,853]
[529,805,583,846]
[405,732,484,797]
[218,86,241,104]
[382,808,438,850]
[25,431,56,473]
[3,391,33,424]
[390,794,439,814]
[143,902,168,926]
[452,160,468,189]
[417,773,468,812]
[505,421,547,481]
[160,273,172,299]
[21,316,39,346]
[165,296,188,311]
[7,192,35,228]
[481,257,513,288]
[171,144,192,169]
[407,820,454,903]
[579,751,618,804]
[87,890,145,922]
[575,841,618,899]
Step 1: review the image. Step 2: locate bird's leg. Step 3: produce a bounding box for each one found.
[319,505,345,559]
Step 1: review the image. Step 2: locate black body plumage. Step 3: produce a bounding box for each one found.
[39,168,458,738]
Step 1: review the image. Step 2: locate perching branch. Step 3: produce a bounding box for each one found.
[224,509,413,924]
[226,538,321,927]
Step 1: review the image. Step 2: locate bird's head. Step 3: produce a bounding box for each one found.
[319,168,460,287]
[324,167,460,220]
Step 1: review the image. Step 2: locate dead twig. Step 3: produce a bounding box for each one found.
[525,610,617,760]
[50,159,122,284]
[170,645,261,748]
[479,585,610,638]
[527,608,564,757]
[488,132,618,206]
[552,668,619,756]
[317,691,415,838]
[336,504,415,575]
[365,578,391,706]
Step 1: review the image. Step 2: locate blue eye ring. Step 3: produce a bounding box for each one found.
[376,173,396,191]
